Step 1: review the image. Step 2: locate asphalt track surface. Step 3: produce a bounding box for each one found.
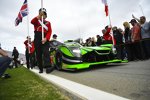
[50,59,150,100]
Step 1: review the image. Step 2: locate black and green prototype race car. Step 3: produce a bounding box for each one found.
[49,40,122,71]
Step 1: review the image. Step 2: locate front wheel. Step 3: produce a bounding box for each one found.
[55,50,63,70]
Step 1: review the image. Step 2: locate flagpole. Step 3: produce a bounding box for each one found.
[27,0,30,53]
[41,0,44,40]
[107,1,115,46]
[108,12,112,26]
[139,4,144,16]
[107,4,112,26]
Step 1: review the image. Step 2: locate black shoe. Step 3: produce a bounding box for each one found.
[39,70,43,73]
[46,67,54,73]
[8,65,13,69]
[2,74,11,79]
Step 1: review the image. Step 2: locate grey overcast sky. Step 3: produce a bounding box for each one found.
[0,0,150,54]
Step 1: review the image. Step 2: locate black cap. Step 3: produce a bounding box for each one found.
[53,34,57,37]
[39,8,46,13]
[27,36,30,39]
[129,19,137,23]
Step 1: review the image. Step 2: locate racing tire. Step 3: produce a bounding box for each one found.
[55,50,63,70]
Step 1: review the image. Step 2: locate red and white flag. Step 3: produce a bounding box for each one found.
[15,0,28,26]
[102,0,108,16]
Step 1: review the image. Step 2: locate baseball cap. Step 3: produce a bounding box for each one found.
[129,19,137,23]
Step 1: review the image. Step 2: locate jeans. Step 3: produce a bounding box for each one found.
[0,57,12,77]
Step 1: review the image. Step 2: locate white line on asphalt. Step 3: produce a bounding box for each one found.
[31,69,129,100]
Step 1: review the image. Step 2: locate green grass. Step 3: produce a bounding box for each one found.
[0,67,70,100]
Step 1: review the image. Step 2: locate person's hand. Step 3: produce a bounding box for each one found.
[42,38,47,44]
[132,14,135,19]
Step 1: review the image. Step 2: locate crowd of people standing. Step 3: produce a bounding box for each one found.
[84,15,150,61]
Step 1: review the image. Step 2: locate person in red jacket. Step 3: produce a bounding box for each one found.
[30,41,35,54]
[29,41,36,69]
[103,26,112,41]
[24,36,32,69]
[102,25,116,45]
[31,8,53,73]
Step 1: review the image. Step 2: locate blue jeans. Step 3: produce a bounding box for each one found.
[0,57,12,77]
[142,39,150,58]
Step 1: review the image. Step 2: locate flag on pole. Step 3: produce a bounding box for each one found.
[102,0,108,16]
[15,0,28,26]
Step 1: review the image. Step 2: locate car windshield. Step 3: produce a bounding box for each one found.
[49,40,63,47]
[65,42,83,47]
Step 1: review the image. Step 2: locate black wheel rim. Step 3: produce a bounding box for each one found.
[55,52,62,70]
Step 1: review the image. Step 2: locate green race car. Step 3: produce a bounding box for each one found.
[49,40,122,71]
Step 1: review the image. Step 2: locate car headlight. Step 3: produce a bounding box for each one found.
[72,49,80,53]
[70,48,81,57]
